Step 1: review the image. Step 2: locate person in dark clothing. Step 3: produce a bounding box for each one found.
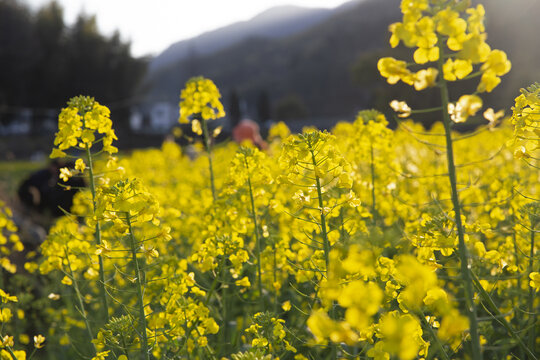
[18,160,85,218]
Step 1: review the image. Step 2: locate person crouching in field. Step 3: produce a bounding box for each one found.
[16,160,84,246]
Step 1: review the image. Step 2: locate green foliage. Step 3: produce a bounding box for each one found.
[274,95,308,120]
[231,349,272,360]
[0,0,146,121]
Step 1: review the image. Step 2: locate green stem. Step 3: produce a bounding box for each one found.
[437,40,481,359]
[410,106,444,114]
[273,239,278,314]
[418,311,450,360]
[201,118,217,201]
[126,214,150,360]
[176,256,225,355]
[308,146,330,272]
[2,342,22,360]
[308,140,336,359]
[512,214,525,360]
[27,348,37,360]
[527,216,536,358]
[203,256,226,307]
[245,158,263,305]
[86,145,109,324]
[120,333,131,360]
[370,143,377,221]
[219,260,228,356]
[471,272,538,360]
[64,248,97,355]
[461,71,482,81]
[178,255,225,356]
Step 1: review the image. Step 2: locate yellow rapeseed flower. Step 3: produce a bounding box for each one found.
[413,67,438,90]
[377,57,414,85]
[33,335,45,349]
[178,76,225,124]
[0,289,17,303]
[50,96,117,158]
[530,272,540,289]
[448,94,483,123]
[74,158,86,172]
[390,100,411,118]
[442,58,473,81]
[91,350,110,360]
[59,167,72,182]
[235,277,251,287]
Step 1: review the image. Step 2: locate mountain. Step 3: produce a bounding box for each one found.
[138,0,540,127]
[138,0,398,114]
[147,4,351,75]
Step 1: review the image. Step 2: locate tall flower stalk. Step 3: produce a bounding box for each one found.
[377,1,512,357]
[201,117,217,200]
[85,146,110,323]
[240,148,265,302]
[179,76,226,201]
[126,214,150,360]
[50,96,118,326]
[92,178,165,358]
[279,131,354,275]
[509,84,540,359]
[436,40,480,358]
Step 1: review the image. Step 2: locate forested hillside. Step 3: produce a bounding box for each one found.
[141,0,540,125]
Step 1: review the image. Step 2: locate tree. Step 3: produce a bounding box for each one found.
[0,0,36,107]
[32,1,66,107]
[256,90,271,124]
[228,89,241,128]
[274,94,308,121]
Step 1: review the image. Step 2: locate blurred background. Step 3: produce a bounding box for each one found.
[0,0,539,163]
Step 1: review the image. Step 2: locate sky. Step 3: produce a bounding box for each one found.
[26,0,350,57]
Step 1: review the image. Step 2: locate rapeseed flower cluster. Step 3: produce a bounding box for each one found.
[278,131,359,280]
[242,312,296,356]
[36,97,540,359]
[178,77,226,200]
[510,83,540,160]
[50,96,117,159]
[0,202,23,274]
[375,2,528,358]
[379,0,511,123]
[179,77,225,124]
[19,2,537,356]
[0,280,45,359]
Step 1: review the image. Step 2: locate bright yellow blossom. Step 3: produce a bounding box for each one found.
[466,5,486,35]
[377,57,414,85]
[530,272,540,289]
[50,96,117,158]
[448,94,483,123]
[91,351,110,360]
[438,309,469,349]
[191,119,203,135]
[413,67,438,90]
[483,108,504,128]
[178,76,225,124]
[442,58,473,81]
[282,301,291,312]
[458,34,491,63]
[33,335,45,349]
[59,167,72,182]
[0,289,17,303]
[390,100,411,118]
[235,277,251,287]
[75,158,86,172]
[478,50,511,92]
[375,312,427,360]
